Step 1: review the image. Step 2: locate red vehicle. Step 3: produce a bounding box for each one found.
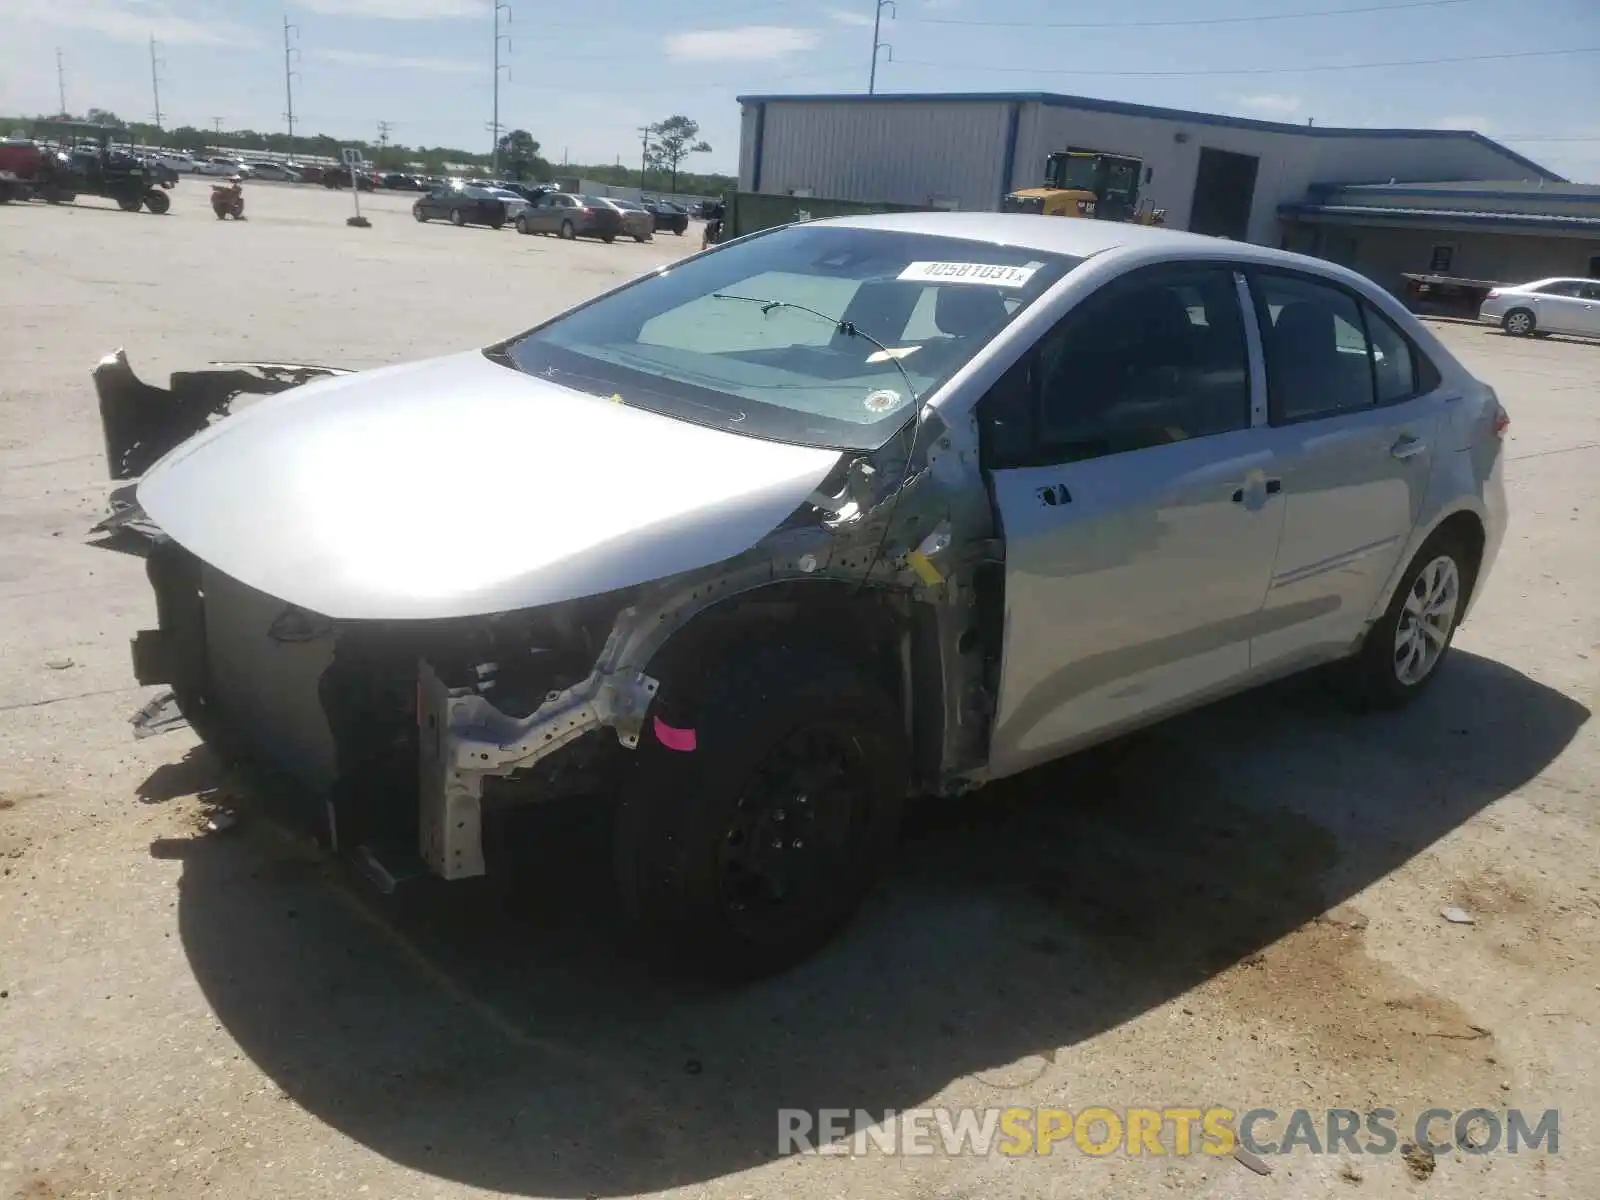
[211,179,245,219]
[0,139,59,202]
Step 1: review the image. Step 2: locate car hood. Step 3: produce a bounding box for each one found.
[136,351,843,621]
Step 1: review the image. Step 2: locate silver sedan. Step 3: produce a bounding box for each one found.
[92,213,1509,976]
[1478,277,1600,337]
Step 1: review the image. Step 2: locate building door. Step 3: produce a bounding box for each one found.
[1190,148,1260,241]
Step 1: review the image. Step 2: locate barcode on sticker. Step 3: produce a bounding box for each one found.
[898,262,1039,287]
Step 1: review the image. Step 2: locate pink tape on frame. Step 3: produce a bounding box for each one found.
[652,715,698,752]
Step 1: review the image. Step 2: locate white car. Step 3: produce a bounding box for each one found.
[197,156,251,177]
[1478,277,1600,338]
[154,152,198,173]
[245,161,302,183]
[90,214,1508,977]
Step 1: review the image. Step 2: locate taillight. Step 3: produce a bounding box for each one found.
[1493,408,1510,438]
[580,206,593,215]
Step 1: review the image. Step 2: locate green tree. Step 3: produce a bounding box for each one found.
[647,115,711,194]
[495,129,547,180]
[85,107,124,128]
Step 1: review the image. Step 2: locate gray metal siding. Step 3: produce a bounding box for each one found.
[1311,225,1600,293]
[748,100,1011,210]
[739,104,760,190]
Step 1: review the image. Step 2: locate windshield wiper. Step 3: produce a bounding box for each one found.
[710,293,921,408]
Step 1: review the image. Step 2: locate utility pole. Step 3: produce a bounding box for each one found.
[283,16,300,150]
[56,48,67,116]
[868,0,895,95]
[149,36,165,135]
[491,2,511,173]
[638,125,652,192]
[377,119,394,167]
[213,116,224,143]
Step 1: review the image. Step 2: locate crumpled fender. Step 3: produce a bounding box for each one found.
[93,348,350,480]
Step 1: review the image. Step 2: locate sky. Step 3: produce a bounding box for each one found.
[3,0,1598,180]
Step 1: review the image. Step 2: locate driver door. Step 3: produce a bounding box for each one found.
[982,264,1285,778]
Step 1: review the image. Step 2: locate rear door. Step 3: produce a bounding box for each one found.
[984,263,1286,777]
[1528,280,1587,334]
[1577,281,1600,335]
[1246,270,1449,670]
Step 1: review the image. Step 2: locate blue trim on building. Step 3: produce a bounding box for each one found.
[750,102,766,192]
[734,91,1563,182]
[1000,101,1022,208]
[1280,202,1600,234]
[1318,184,1600,203]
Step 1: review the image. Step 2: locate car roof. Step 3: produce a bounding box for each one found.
[817,211,1394,282]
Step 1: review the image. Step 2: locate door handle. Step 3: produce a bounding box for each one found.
[1231,479,1282,503]
[1391,435,1426,460]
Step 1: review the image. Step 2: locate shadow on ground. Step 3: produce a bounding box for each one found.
[153,650,1586,1196]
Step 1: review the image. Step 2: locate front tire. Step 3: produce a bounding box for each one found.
[614,645,906,979]
[1339,531,1471,710]
[515,214,530,234]
[413,207,427,222]
[450,207,465,226]
[1501,308,1536,337]
[143,189,171,215]
[559,219,576,240]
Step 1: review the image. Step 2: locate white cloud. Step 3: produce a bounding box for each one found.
[314,48,478,73]
[1431,114,1497,134]
[293,0,486,17]
[665,26,821,62]
[1237,93,1302,117]
[3,0,260,46]
[826,6,875,26]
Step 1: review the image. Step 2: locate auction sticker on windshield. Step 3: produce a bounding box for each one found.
[898,262,1040,287]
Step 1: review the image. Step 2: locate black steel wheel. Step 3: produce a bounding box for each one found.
[143,188,171,215]
[615,644,906,979]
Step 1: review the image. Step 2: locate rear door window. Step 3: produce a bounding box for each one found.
[1253,273,1376,422]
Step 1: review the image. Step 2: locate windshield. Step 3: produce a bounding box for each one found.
[1047,154,1100,192]
[498,224,1079,450]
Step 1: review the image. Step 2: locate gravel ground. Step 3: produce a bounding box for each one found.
[1,181,1596,1200]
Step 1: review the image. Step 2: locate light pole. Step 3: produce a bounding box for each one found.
[283,16,301,149]
[868,0,895,95]
[491,2,511,173]
[149,36,165,135]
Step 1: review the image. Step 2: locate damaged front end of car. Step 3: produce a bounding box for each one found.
[98,349,1003,895]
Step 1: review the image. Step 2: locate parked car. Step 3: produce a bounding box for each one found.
[153,151,198,173]
[412,183,513,228]
[323,165,376,191]
[641,197,689,235]
[92,213,1507,978]
[245,161,302,183]
[197,156,251,177]
[594,196,653,242]
[287,162,325,185]
[496,181,556,203]
[379,172,423,191]
[1478,277,1600,338]
[514,192,623,241]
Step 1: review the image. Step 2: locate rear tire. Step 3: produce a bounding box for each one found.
[413,207,427,222]
[515,214,530,235]
[1336,530,1472,710]
[602,233,616,244]
[634,234,648,243]
[614,644,906,980]
[1501,308,1535,337]
[450,208,465,226]
[559,219,576,240]
[489,218,505,230]
[143,189,171,215]
[117,193,143,212]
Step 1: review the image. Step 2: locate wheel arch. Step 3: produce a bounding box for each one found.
[1367,502,1489,634]
[641,580,944,791]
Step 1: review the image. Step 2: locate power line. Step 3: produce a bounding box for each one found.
[891,44,1600,78]
[902,0,1483,28]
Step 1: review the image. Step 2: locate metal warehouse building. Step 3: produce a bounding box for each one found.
[736,92,1561,247]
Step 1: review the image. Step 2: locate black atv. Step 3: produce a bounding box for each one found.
[33,120,174,214]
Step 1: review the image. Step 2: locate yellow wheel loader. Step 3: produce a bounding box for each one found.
[1003,148,1167,225]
